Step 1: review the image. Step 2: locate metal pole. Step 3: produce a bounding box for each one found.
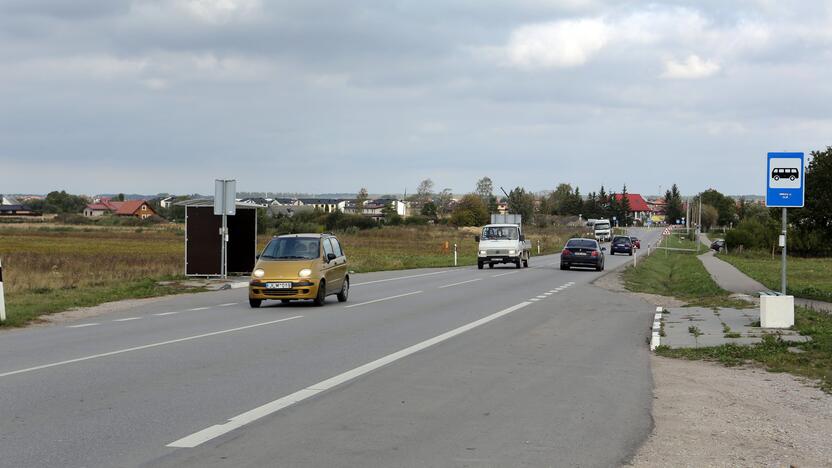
[0,257,6,322]
[696,195,702,254]
[222,212,228,278]
[781,208,787,295]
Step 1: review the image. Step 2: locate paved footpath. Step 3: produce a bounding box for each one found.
[698,234,832,313]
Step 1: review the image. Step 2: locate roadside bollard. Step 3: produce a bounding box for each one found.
[453,243,458,266]
[537,239,541,255]
[0,258,6,322]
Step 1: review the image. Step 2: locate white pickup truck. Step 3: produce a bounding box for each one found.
[475,217,532,269]
[589,219,612,242]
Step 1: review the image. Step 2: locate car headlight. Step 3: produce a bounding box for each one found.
[298,268,312,278]
[253,268,265,278]
[479,250,487,256]
[508,250,516,255]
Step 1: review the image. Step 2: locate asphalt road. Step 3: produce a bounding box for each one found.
[0,228,662,468]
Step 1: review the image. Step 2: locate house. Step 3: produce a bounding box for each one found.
[298,198,345,213]
[0,195,39,217]
[83,199,158,219]
[159,196,176,209]
[613,193,652,224]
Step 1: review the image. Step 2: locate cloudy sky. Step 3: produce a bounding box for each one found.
[1,0,830,197]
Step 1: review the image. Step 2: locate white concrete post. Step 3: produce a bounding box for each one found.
[537,239,541,255]
[0,258,6,322]
[453,243,458,266]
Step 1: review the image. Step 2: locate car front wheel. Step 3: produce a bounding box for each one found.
[337,278,349,303]
[313,281,326,306]
[249,298,262,308]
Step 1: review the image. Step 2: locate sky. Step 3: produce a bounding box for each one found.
[1,0,831,197]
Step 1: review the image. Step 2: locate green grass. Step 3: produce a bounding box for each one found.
[657,307,832,393]
[622,247,750,308]
[718,250,832,302]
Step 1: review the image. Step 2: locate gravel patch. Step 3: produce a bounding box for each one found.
[628,356,832,467]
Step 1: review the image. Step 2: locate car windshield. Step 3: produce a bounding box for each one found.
[614,237,631,243]
[261,237,320,260]
[594,223,610,230]
[481,226,519,240]
[566,239,597,249]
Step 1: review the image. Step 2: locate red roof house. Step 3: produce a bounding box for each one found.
[83,199,157,219]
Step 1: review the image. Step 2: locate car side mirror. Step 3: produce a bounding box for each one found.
[474,235,480,242]
[255,254,260,260]
[519,234,525,241]
[327,253,337,262]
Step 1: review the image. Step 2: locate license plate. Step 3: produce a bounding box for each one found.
[266,282,292,289]
[575,252,587,256]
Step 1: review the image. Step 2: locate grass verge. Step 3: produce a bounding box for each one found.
[718,250,832,302]
[622,245,750,309]
[657,306,832,393]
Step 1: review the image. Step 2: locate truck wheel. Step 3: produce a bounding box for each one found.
[488,263,494,269]
[523,258,529,268]
[515,259,522,269]
[477,261,483,270]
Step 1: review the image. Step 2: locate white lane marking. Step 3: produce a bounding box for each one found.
[230,282,248,289]
[218,303,238,307]
[188,307,210,311]
[491,271,519,277]
[344,291,423,309]
[543,293,552,296]
[529,298,540,302]
[67,323,99,328]
[154,311,181,316]
[438,278,482,289]
[536,295,547,299]
[167,301,531,448]
[113,317,141,322]
[0,316,303,379]
[352,270,449,287]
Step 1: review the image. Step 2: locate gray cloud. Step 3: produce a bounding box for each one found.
[1,0,830,196]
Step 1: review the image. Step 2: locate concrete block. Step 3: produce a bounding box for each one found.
[760,295,794,329]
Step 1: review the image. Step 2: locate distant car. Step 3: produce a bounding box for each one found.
[560,238,605,271]
[710,239,725,252]
[630,236,641,249]
[248,233,349,308]
[610,236,633,256]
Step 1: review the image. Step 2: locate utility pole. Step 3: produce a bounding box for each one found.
[781,208,787,294]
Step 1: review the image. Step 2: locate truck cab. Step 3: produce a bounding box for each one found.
[476,222,531,269]
[592,219,612,242]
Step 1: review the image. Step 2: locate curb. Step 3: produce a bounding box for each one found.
[651,306,663,351]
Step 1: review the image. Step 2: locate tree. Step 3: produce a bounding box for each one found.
[664,184,684,225]
[700,204,719,231]
[507,187,535,222]
[583,192,599,219]
[548,183,573,215]
[420,201,438,220]
[564,187,584,216]
[116,193,125,202]
[355,188,369,214]
[416,179,434,207]
[450,194,489,226]
[792,146,832,233]
[475,177,493,204]
[700,188,736,227]
[436,188,454,217]
[619,185,632,226]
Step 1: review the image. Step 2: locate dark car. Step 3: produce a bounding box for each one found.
[630,236,641,249]
[710,239,725,252]
[610,236,633,256]
[560,238,605,271]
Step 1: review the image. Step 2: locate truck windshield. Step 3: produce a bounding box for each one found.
[260,237,320,260]
[595,223,610,230]
[481,226,519,240]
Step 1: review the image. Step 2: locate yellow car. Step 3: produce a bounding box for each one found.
[249,233,349,308]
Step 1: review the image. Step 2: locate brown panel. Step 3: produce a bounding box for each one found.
[186,206,221,275]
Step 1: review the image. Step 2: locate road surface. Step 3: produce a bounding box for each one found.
[0,229,661,467]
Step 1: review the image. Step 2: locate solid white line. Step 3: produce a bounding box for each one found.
[167,301,531,448]
[0,316,304,379]
[438,278,482,289]
[217,303,238,307]
[154,311,181,316]
[67,323,99,328]
[352,270,449,287]
[530,298,540,302]
[113,317,141,322]
[536,295,547,299]
[491,271,519,277]
[188,307,210,311]
[344,291,423,309]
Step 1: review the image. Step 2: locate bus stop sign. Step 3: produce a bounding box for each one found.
[766,152,804,208]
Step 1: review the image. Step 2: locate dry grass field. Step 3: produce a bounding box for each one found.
[1,224,579,326]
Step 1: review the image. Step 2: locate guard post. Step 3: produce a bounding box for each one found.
[0,258,6,322]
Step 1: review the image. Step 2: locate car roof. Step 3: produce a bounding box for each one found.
[275,233,331,239]
[567,237,598,242]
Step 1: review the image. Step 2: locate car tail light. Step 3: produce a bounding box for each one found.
[591,250,599,257]
[562,249,572,256]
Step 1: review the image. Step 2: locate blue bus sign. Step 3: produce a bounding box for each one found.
[766,152,804,208]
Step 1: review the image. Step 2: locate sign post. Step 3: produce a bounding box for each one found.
[0,258,6,322]
[214,179,237,279]
[762,152,804,328]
